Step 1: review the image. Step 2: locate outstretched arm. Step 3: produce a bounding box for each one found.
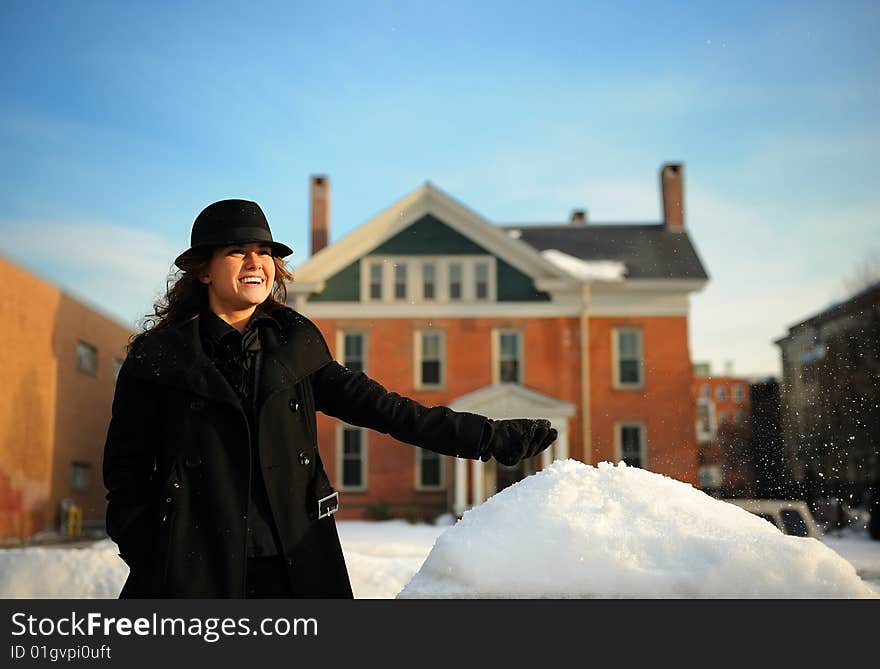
[311,362,556,464]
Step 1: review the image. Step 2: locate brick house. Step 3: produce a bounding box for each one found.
[291,164,709,520]
[0,255,132,540]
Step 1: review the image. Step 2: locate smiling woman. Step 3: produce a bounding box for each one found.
[102,198,557,599]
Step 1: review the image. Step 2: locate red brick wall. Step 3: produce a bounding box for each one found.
[589,315,699,485]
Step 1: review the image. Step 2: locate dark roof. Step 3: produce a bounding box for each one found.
[781,280,880,337]
[500,223,709,280]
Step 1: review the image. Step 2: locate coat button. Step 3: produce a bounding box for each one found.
[298,452,310,466]
[286,558,294,567]
[172,482,180,489]
[190,399,204,411]
[165,497,172,503]
[289,399,300,412]
[185,454,203,469]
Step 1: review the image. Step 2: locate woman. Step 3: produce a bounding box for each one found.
[103,198,557,598]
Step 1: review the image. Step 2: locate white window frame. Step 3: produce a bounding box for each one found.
[414,329,446,390]
[716,385,728,401]
[733,384,745,402]
[695,398,715,443]
[337,330,368,373]
[415,449,445,491]
[492,329,524,384]
[366,260,384,302]
[360,255,497,304]
[700,383,710,399]
[336,423,368,492]
[614,421,647,469]
[612,327,644,390]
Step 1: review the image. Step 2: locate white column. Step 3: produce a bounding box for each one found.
[556,424,569,461]
[541,426,555,470]
[470,458,485,508]
[454,457,468,516]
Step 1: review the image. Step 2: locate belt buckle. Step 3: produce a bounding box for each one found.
[317,491,339,519]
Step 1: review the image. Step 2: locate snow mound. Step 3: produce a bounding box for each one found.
[398,460,876,598]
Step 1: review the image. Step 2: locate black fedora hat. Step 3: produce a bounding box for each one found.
[174,199,294,268]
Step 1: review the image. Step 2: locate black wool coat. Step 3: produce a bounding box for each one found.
[103,304,489,598]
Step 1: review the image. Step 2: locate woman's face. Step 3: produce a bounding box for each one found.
[200,242,276,315]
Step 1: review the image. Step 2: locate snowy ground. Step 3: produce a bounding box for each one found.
[0,519,877,599]
[1,462,878,598]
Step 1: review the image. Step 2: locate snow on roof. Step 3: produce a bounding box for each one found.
[398,460,875,598]
[540,249,626,282]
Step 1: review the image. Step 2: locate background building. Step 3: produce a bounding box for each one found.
[775,281,880,509]
[691,364,753,494]
[292,164,709,520]
[0,256,132,540]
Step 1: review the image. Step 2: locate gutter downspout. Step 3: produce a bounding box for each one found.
[580,283,592,464]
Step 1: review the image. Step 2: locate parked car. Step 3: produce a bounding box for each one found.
[725,499,822,538]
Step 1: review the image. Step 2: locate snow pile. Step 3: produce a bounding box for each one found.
[541,249,626,281]
[399,460,876,598]
[0,540,128,598]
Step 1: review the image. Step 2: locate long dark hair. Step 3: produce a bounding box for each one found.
[129,248,293,351]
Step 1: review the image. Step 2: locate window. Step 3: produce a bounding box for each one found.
[735,409,744,424]
[71,462,91,493]
[339,426,366,490]
[717,411,728,425]
[696,401,713,442]
[700,384,710,398]
[76,341,97,376]
[416,331,445,388]
[733,384,745,402]
[342,332,366,373]
[422,263,436,300]
[617,424,646,468]
[417,449,444,489]
[449,263,463,300]
[369,262,382,300]
[613,328,643,388]
[394,263,407,300]
[475,262,489,300]
[716,385,728,401]
[497,331,522,383]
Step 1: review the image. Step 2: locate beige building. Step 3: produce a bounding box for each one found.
[0,255,132,540]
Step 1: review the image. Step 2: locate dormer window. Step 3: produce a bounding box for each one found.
[449,263,463,300]
[360,256,496,303]
[422,263,436,300]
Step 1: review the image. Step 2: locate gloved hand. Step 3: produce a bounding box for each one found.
[479,419,557,466]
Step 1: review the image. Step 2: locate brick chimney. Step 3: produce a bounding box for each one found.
[310,175,330,255]
[660,163,685,231]
[570,209,588,225]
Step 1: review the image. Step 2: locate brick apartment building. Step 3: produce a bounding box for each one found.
[0,255,132,540]
[291,164,709,520]
[691,363,753,493]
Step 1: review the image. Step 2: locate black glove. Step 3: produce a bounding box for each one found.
[479,418,557,466]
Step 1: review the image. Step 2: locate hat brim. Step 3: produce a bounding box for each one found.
[174,240,293,269]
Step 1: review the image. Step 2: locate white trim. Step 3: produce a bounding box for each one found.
[291,182,572,287]
[492,329,524,384]
[614,421,648,468]
[336,329,368,373]
[612,327,644,390]
[415,449,446,491]
[414,329,446,390]
[336,423,368,492]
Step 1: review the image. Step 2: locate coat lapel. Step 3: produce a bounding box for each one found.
[125,317,241,408]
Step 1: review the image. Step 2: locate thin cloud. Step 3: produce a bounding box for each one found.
[0,218,180,328]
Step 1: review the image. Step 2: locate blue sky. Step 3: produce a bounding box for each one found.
[1,0,878,377]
